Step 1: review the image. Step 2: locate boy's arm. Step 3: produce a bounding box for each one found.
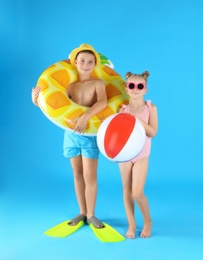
[74,80,107,133]
[32,86,41,107]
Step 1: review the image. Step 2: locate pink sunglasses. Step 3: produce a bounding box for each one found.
[127,82,146,90]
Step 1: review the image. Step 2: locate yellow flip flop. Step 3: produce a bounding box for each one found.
[44,214,86,238]
[87,216,125,243]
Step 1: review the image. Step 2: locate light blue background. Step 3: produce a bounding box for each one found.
[1,0,203,259]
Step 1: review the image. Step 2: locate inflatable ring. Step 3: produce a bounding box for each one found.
[36,54,129,135]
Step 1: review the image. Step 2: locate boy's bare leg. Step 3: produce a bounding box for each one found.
[82,157,98,219]
[70,156,87,216]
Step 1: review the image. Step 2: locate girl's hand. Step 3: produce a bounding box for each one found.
[32,86,41,106]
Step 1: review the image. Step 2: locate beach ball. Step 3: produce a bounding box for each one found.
[97,113,146,162]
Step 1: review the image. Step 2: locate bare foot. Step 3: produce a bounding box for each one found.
[125,226,136,239]
[140,221,152,238]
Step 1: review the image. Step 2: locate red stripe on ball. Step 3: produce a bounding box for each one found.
[104,113,136,158]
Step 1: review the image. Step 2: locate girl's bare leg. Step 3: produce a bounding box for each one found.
[119,162,136,239]
[132,157,152,238]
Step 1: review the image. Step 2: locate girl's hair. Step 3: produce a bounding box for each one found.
[125,71,150,81]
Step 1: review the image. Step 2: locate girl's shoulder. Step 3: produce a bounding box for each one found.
[146,100,157,109]
[146,100,152,111]
[146,101,157,117]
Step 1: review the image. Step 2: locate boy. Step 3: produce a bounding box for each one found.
[32,44,107,229]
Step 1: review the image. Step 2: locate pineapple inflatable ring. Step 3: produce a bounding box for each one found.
[36,54,129,136]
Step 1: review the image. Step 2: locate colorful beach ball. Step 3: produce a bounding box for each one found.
[97,113,146,162]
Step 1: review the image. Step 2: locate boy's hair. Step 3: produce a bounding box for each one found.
[75,50,96,62]
[70,44,101,66]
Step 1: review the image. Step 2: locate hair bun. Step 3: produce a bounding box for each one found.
[125,72,133,79]
[141,71,150,81]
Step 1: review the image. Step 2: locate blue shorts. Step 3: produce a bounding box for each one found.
[63,130,99,159]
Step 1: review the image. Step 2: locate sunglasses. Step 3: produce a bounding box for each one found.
[127,82,146,90]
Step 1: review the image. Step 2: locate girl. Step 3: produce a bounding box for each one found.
[119,71,158,239]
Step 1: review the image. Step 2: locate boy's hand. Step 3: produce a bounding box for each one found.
[32,86,41,106]
[73,114,88,134]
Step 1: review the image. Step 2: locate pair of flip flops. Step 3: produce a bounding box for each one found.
[44,214,125,242]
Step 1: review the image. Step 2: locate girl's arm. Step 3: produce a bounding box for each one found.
[138,104,158,137]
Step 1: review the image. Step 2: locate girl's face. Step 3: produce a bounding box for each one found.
[126,75,147,99]
[74,52,96,75]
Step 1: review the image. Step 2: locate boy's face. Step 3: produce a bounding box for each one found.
[74,52,96,75]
